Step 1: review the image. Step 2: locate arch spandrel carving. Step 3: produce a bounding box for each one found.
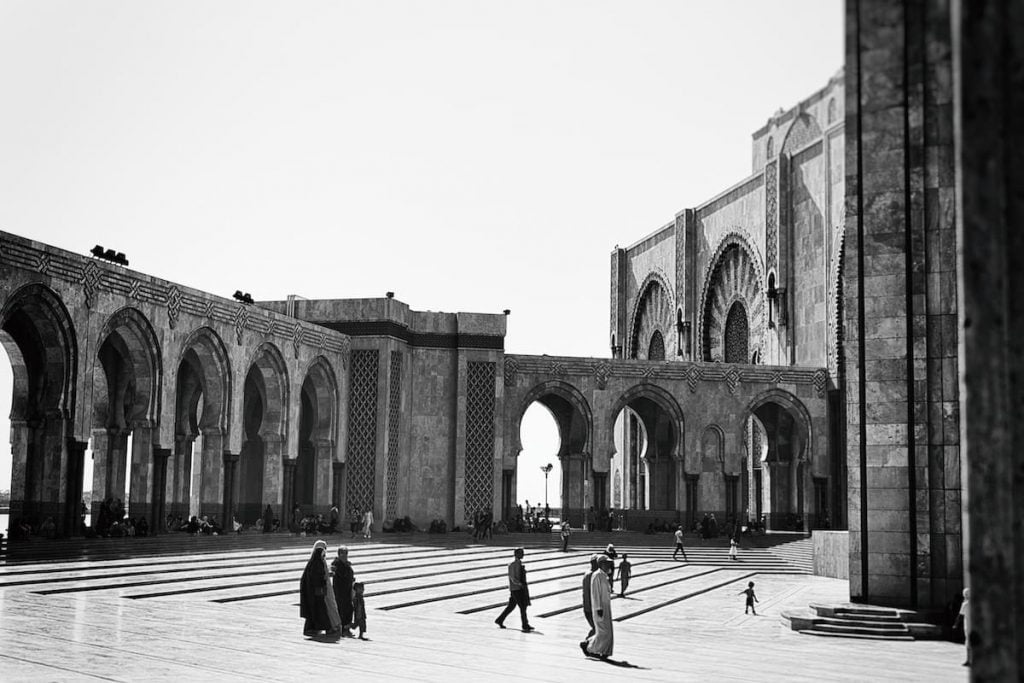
[698,231,766,363]
[627,270,675,360]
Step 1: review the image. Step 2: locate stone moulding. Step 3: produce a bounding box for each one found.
[504,354,826,395]
[0,231,350,357]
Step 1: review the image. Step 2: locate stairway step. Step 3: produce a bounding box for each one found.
[799,629,914,642]
[813,622,909,636]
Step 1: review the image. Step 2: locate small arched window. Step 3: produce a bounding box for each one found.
[648,330,665,361]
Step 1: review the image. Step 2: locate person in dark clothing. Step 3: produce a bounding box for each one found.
[300,540,341,636]
[582,554,599,638]
[263,504,274,533]
[331,545,356,637]
[352,582,368,640]
[494,547,533,631]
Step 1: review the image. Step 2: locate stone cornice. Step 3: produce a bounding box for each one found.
[0,231,350,357]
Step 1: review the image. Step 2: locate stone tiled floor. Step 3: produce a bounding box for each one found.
[0,533,967,681]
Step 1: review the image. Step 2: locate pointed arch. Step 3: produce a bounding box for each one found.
[245,342,290,441]
[698,231,766,362]
[512,380,592,458]
[0,283,78,419]
[95,307,162,428]
[628,270,675,360]
[176,326,232,435]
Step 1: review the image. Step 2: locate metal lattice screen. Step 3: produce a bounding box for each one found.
[464,361,495,520]
[346,350,379,512]
[385,351,402,521]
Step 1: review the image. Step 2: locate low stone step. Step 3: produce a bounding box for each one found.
[814,616,909,630]
[799,629,915,642]
[813,622,910,636]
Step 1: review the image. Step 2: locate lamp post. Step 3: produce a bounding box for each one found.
[540,463,553,509]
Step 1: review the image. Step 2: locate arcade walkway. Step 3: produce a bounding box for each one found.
[0,532,965,681]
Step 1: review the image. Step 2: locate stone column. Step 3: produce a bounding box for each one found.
[314,438,334,511]
[222,452,239,525]
[954,0,1024,674]
[38,415,69,525]
[282,458,297,532]
[846,0,960,608]
[128,426,155,523]
[8,420,29,524]
[152,448,170,534]
[199,429,224,519]
[560,453,587,527]
[62,439,88,537]
[167,434,193,521]
[262,436,284,516]
[332,462,344,511]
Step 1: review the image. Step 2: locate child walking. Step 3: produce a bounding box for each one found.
[352,582,368,640]
[741,581,759,615]
[616,554,632,597]
[729,538,738,561]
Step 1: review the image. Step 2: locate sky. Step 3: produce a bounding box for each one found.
[0,0,843,509]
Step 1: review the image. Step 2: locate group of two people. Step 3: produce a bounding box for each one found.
[492,547,618,661]
[299,541,367,640]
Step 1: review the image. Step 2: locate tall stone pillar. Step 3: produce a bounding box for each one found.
[314,438,334,510]
[8,420,29,524]
[282,459,297,532]
[332,462,344,511]
[954,0,1024,675]
[262,436,284,516]
[152,448,170,533]
[167,434,193,520]
[222,452,239,524]
[560,453,587,528]
[846,0,960,608]
[62,439,88,537]
[199,429,225,519]
[128,427,155,523]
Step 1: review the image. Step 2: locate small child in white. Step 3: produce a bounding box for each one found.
[729,538,738,561]
[741,581,759,615]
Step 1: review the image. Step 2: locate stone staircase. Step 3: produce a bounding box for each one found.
[781,603,945,641]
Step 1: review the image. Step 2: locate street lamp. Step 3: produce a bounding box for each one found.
[540,463,554,508]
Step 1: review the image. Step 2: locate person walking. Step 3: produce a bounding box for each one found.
[673,525,688,561]
[581,554,599,639]
[616,554,632,597]
[299,540,341,637]
[582,555,614,659]
[362,507,374,539]
[331,545,356,637]
[263,504,274,533]
[729,537,739,561]
[741,581,759,615]
[352,582,368,640]
[560,521,571,552]
[494,547,533,632]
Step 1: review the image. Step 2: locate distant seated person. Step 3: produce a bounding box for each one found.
[13,518,33,540]
[183,515,200,534]
[136,516,149,537]
[38,516,57,539]
[316,514,334,534]
[109,519,127,537]
[200,515,222,535]
[232,515,243,533]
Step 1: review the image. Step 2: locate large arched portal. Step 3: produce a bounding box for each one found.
[0,284,79,536]
[90,308,162,531]
[743,390,811,531]
[609,385,684,526]
[511,381,590,527]
[238,343,287,526]
[171,328,230,524]
[295,357,337,518]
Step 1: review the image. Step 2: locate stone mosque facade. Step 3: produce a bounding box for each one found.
[609,71,846,535]
[4,4,1024,671]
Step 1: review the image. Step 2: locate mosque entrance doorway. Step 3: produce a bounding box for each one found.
[744,390,811,531]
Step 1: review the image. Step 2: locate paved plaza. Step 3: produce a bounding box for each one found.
[0,532,965,682]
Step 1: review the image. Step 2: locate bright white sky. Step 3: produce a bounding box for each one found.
[0,0,842,508]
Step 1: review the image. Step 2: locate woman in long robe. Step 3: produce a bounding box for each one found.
[586,556,614,658]
[300,540,342,636]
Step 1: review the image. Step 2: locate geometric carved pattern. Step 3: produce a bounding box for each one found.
[765,160,778,277]
[503,356,519,387]
[346,350,379,513]
[464,362,495,520]
[81,259,101,308]
[700,236,765,362]
[629,272,673,359]
[166,285,182,329]
[385,351,403,521]
[724,301,750,363]
[685,365,702,393]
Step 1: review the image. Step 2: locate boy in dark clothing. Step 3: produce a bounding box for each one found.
[352,582,368,640]
[741,581,759,615]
